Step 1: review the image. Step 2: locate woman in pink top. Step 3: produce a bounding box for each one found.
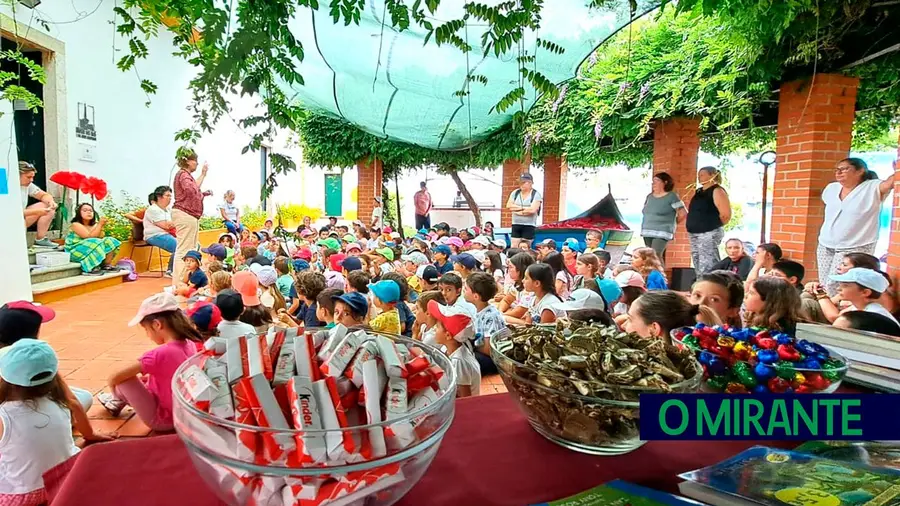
[98,293,202,430]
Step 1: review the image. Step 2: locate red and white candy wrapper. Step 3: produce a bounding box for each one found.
[203,461,255,505]
[285,465,404,506]
[249,476,285,506]
[203,336,227,355]
[271,331,297,386]
[385,386,440,451]
[245,334,275,382]
[312,376,356,461]
[361,360,387,459]
[316,325,349,362]
[244,374,296,464]
[286,376,327,465]
[384,377,408,421]
[294,331,320,381]
[395,343,410,361]
[231,378,261,463]
[374,336,407,379]
[344,341,379,388]
[407,365,444,396]
[203,357,235,419]
[320,330,368,378]
[356,361,386,407]
[225,337,244,384]
[181,364,214,412]
[282,477,324,504]
[405,354,431,377]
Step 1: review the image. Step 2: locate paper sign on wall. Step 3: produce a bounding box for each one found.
[0,168,8,195]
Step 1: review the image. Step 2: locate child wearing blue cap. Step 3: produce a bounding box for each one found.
[368,280,401,334]
[432,245,454,275]
[0,340,80,501]
[175,250,208,297]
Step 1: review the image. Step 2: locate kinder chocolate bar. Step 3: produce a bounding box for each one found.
[232,378,261,463]
[319,330,367,378]
[316,325,348,361]
[286,376,327,465]
[384,377,408,421]
[225,337,244,384]
[272,332,297,386]
[181,364,215,412]
[344,341,379,388]
[203,336,227,354]
[312,377,356,461]
[203,357,235,419]
[269,330,287,364]
[282,477,324,505]
[249,476,285,506]
[294,331,320,381]
[203,461,255,506]
[385,386,440,451]
[407,365,444,396]
[246,334,274,382]
[361,360,387,459]
[404,354,431,377]
[374,335,407,378]
[395,343,410,361]
[245,374,296,464]
[329,467,405,506]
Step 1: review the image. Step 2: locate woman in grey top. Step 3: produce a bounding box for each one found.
[640,172,686,263]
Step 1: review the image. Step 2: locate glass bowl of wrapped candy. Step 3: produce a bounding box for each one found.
[671,324,849,394]
[490,319,703,455]
[173,325,456,506]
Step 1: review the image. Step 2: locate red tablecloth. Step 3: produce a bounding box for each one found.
[52,394,796,506]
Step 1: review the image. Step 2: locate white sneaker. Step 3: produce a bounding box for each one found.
[34,238,58,248]
[97,392,126,417]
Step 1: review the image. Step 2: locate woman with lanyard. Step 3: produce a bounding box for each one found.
[817,158,896,296]
[685,166,731,275]
[505,172,542,249]
[171,150,211,283]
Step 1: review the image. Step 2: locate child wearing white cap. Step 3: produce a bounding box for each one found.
[427,300,480,397]
[0,340,80,503]
[823,268,899,326]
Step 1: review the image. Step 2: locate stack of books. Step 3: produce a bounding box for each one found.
[796,323,900,392]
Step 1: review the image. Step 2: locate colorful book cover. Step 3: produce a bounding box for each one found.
[530,480,703,506]
[794,441,900,471]
[679,446,900,506]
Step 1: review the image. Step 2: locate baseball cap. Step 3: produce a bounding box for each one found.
[538,238,557,249]
[382,226,393,234]
[342,234,356,243]
[427,299,475,342]
[292,259,311,272]
[401,251,429,266]
[471,236,491,247]
[201,243,227,260]
[598,279,623,305]
[345,242,362,253]
[1,301,55,323]
[333,292,368,317]
[329,253,347,272]
[831,268,889,293]
[615,270,646,289]
[434,222,450,232]
[317,238,341,252]
[467,249,486,264]
[390,231,401,239]
[341,256,363,272]
[293,247,312,260]
[451,253,477,270]
[128,292,180,326]
[255,265,278,287]
[374,247,395,262]
[187,301,223,332]
[300,228,317,237]
[433,245,452,257]
[491,238,507,249]
[233,271,261,306]
[0,339,58,387]
[519,172,534,182]
[369,280,401,304]
[183,250,202,262]
[417,265,440,283]
[563,238,583,253]
[215,289,245,320]
[447,237,464,249]
[554,289,606,312]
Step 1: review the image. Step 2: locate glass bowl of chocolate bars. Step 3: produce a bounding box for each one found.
[491,320,703,455]
[173,325,456,506]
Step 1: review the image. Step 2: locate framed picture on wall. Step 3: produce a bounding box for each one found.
[75,102,96,141]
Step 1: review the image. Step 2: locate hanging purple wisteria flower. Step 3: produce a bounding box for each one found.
[594,119,604,142]
[523,132,532,152]
[533,130,542,144]
[551,84,568,113]
[618,81,631,94]
[588,53,598,67]
[640,82,651,100]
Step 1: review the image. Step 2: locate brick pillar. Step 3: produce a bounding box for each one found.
[501,158,528,227]
[542,155,568,223]
[769,74,859,281]
[887,135,900,276]
[356,157,383,225]
[652,117,701,270]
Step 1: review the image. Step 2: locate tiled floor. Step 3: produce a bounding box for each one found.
[42,277,505,443]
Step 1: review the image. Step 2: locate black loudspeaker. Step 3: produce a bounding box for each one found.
[671,267,696,292]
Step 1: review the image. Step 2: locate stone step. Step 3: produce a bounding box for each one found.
[32,270,129,304]
[30,262,83,284]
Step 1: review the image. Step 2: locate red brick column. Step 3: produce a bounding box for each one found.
[542,155,568,223]
[357,157,383,225]
[887,136,900,276]
[501,158,529,227]
[652,117,701,270]
[769,74,859,281]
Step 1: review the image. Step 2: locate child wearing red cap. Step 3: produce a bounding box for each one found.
[426,300,480,397]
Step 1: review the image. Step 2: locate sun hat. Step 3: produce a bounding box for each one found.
[598,279,623,305]
[433,245,452,257]
[451,253,478,270]
[342,234,356,243]
[390,232,401,239]
[831,268,889,293]
[201,243,227,260]
[374,247,395,262]
[345,242,362,253]
[401,251,429,266]
[215,289,244,320]
[427,299,475,342]
[369,280,401,304]
[341,256,363,272]
[0,339,58,387]
[417,265,440,283]
[562,238,583,253]
[382,226,393,234]
[186,301,223,331]
[183,250,202,262]
[0,300,55,324]
[294,247,313,260]
[554,289,606,312]
[447,237,464,249]
[317,238,341,252]
[128,292,180,326]
[300,228,317,237]
[255,266,278,287]
[615,270,646,289]
[471,236,491,247]
[232,271,261,306]
[333,292,368,317]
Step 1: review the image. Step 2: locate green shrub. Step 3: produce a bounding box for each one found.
[241,207,268,230]
[199,215,222,231]
[98,191,145,242]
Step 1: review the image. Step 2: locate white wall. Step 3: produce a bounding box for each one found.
[0,101,33,302]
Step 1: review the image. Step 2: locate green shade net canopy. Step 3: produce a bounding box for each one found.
[282,0,661,150]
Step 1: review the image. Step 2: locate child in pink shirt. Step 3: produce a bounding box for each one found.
[98,293,202,431]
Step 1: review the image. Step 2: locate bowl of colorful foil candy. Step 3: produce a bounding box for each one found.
[173,325,456,506]
[671,324,849,394]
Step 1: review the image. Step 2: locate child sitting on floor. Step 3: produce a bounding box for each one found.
[427,300,480,397]
[464,272,507,375]
[99,293,202,431]
[332,292,368,328]
[234,271,273,335]
[218,233,236,270]
[413,291,444,347]
[175,250,208,297]
[274,257,299,314]
[209,270,232,297]
[294,271,327,328]
[254,265,286,315]
[743,276,803,334]
[0,340,82,504]
[316,288,343,329]
[381,272,416,337]
[369,280,401,334]
[187,300,222,341]
[215,289,256,339]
